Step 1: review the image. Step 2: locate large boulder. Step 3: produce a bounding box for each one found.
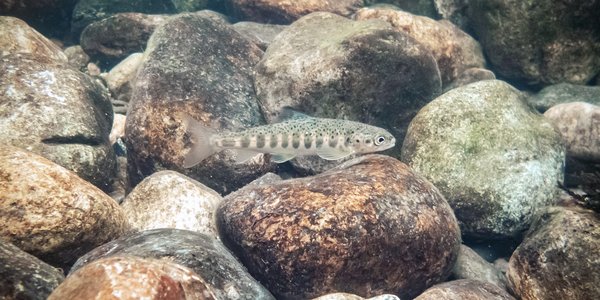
[507,206,600,299]
[467,0,600,87]
[125,12,272,194]
[0,16,116,191]
[218,155,461,299]
[0,145,130,270]
[402,80,565,239]
[255,12,442,166]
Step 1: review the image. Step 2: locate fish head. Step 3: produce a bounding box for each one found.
[349,126,396,154]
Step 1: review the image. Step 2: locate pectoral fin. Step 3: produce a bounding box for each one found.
[271,153,296,163]
[316,147,352,160]
[233,149,260,163]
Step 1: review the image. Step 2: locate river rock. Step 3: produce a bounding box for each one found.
[507,206,600,299]
[102,52,144,112]
[528,83,600,112]
[415,279,515,300]
[544,102,600,162]
[49,256,217,299]
[452,245,507,289]
[121,170,222,237]
[255,12,441,164]
[225,0,363,24]
[0,16,67,64]
[0,240,65,300]
[0,145,130,270]
[63,45,90,71]
[402,80,565,239]
[218,155,461,299]
[443,67,496,92]
[365,0,437,18]
[70,228,274,299]
[125,12,272,194]
[232,21,287,50]
[71,0,179,39]
[355,7,485,87]
[467,0,600,87]
[312,293,400,300]
[80,13,170,68]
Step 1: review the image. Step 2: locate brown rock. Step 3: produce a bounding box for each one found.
[125,12,271,194]
[355,7,485,87]
[0,240,65,300]
[0,16,67,64]
[0,145,130,269]
[544,102,600,162]
[225,0,363,24]
[121,170,222,237]
[507,206,600,300]
[48,256,217,299]
[415,279,515,300]
[80,13,170,67]
[218,155,461,299]
[63,45,90,71]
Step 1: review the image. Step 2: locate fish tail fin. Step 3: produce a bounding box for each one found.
[182,115,218,168]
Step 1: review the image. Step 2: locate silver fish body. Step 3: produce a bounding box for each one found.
[182,115,396,167]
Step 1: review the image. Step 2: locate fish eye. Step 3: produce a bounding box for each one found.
[374,136,385,146]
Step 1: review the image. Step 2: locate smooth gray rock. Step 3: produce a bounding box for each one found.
[125,12,272,194]
[0,241,65,300]
[232,21,287,50]
[415,279,515,300]
[70,228,274,300]
[468,0,600,87]
[528,83,600,112]
[402,80,565,239]
[507,206,600,300]
[452,245,507,290]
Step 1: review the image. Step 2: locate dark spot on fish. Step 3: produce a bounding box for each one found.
[241,136,250,148]
[316,136,323,148]
[304,135,312,149]
[329,137,338,148]
[292,136,300,149]
[222,139,236,148]
[282,137,289,148]
[270,134,278,148]
[256,134,265,148]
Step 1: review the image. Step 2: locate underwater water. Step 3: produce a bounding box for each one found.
[1,0,599,299]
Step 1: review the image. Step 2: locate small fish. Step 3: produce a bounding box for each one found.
[181,113,396,168]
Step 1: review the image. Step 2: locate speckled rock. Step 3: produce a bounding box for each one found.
[365,0,437,18]
[312,293,400,300]
[49,256,217,299]
[80,13,170,68]
[528,83,600,112]
[232,21,287,50]
[468,0,600,87]
[102,52,144,113]
[544,102,600,162]
[452,245,507,289]
[71,0,178,39]
[63,45,90,71]
[70,228,274,299]
[0,0,78,39]
[355,7,485,87]
[126,12,272,194]
[121,170,222,236]
[218,155,461,299]
[415,279,515,300]
[255,12,441,166]
[0,16,67,64]
[225,0,363,24]
[443,67,496,92]
[0,56,116,190]
[0,240,65,300]
[402,80,565,239]
[0,145,130,270]
[507,206,600,299]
